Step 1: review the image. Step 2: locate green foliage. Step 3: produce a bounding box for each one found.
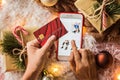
[106,2,120,16]
[1,32,26,70]
[1,32,22,55]
[13,55,26,70]
[93,3,101,15]
[95,0,120,17]
[97,0,103,4]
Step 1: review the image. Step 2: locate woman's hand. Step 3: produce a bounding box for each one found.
[22,35,56,80]
[69,40,98,80]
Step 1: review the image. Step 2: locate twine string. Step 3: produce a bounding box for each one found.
[12,26,28,62]
[12,46,27,62]
[85,0,115,20]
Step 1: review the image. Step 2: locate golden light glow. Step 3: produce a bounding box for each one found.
[47,63,63,77]
[1,0,6,5]
[83,26,87,35]
[114,68,120,80]
[53,67,59,73]
[117,74,120,80]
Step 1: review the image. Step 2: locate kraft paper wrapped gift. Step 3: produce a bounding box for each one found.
[1,26,38,72]
[3,54,24,72]
[75,0,120,33]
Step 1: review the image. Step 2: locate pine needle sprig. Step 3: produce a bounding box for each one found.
[13,55,26,70]
[1,32,22,56]
[95,0,120,17]
[106,3,120,16]
[1,32,26,70]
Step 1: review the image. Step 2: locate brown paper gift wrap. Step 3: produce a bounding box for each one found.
[3,54,24,72]
[1,26,38,72]
[75,0,120,33]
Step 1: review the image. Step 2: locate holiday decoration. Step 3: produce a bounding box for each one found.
[114,68,120,80]
[37,0,78,12]
[95,50,113,69]
[0,26,37,71]
[75,0,120,33]
[3,54,23,71]
[0,0,6,6]
[42,70,54,80]
[41,0,58,7]
[1,31,25,70]
[0,0,2,5]
[46,63,63,77]
[42,75,53,80]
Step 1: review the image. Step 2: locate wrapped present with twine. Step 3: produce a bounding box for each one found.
[75,0,120,33]
[0,26,37,72]
[2,54,24,72]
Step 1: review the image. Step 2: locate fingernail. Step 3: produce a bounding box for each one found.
[71,40,75,43]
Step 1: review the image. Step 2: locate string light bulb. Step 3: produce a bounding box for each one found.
[1,0,6,5]
[47,63,63,77]
[117,74,120,80]
[114,68,120,80]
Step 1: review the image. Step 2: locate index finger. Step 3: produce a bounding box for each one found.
[71,40,81,63]
[71,40,77,51]
[79,49,92,64]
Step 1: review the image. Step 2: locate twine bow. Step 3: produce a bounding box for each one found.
[12,26,28,62]
[12,46,27,62]
[83,0,115,31]
[86,0,115,20]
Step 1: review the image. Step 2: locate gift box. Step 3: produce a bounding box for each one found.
[3,54,23,72]
[0,26,38,72]
[75,0,120,33]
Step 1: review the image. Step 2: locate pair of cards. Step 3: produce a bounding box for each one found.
[34,13,83,60]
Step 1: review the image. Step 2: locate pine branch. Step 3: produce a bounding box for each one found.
[1,32,22,56]
[1,32,25,70]
[13,55,26,70]
[95,0,120,17]
[106,3,120,16]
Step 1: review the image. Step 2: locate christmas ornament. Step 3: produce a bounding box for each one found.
[38,0,78,12]
[42,74,54,80]
[40,0,58,7]
[95,50,113,69]
[42,70,54,80]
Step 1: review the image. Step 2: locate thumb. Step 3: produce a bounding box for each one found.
[41,35,56,53]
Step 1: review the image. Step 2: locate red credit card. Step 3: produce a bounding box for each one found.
[33,18,68,46]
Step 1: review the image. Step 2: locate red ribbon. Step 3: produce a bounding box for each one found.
[12,26,28,46]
